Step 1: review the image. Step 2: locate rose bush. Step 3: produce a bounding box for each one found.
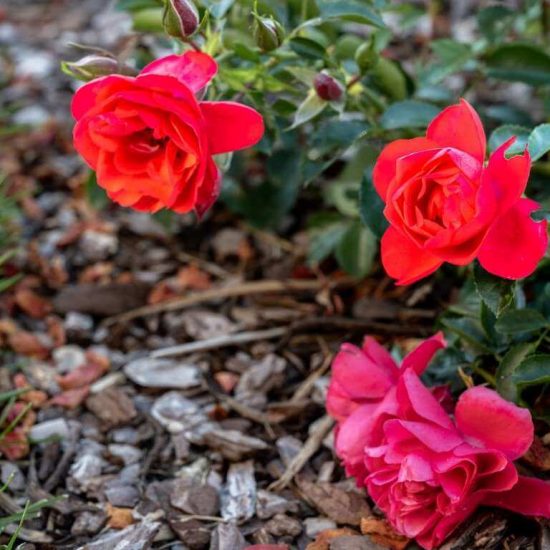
[72,51,264,216]
[373,100,548,285]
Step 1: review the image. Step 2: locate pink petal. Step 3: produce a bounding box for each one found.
[455,386,534,460]
[401,332,446,375]
[397,370,456,430]
[426,99,486,162]
[330,343,395,402]
[362,337,399,379]
[484,475,550,517]
[200,101,264,155]
[381,226,443,285]
[385,419,462,453]
[478,198,548,280]
[141,51,217,93]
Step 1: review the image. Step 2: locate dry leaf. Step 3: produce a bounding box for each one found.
[13,373,48,407]
[57,361,108,390]
[306,528,359,550]
[8,331,51,359]
[106,503,135,529]
[14,288,52,319]
[48,386,90,409]
[298,479,370,526]
[360,517,409,550]
[523,437,550,472]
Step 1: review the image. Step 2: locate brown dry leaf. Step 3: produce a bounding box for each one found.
[306,528,359,550]
[48,386,90,409]
[78,262,114,284]
[86,387,137,428]
[523,437,550,472]
[57,361,108,391]
[177,264,211,290]
[214,371,240,393]
[8,331,51,359]
[360,517,409,550]
[106,503,135,529]
[14,288,52,319]
[46,315,66,347]
[13,373,48,407]
[297,479,370,526]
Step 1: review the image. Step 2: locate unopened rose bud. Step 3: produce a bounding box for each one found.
[163,0,199,39]
[62,55,134,82]
[253,15,285,52]
[355,39,379,74]
[313,71,344,101]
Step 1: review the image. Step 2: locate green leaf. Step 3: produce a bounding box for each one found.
[494,309,548,334]
[496,342,536,401]
[485,43,550,86]
[289,36,327,59]
[477,6,514,41]
[440,317,494,354]
[308,220,348,264]
[359,173,387,239]
[511,353,550,390]
[85,172,109,210]
[473,263,514,317]
[0,274,22,294]
[290,90,327,129]
[335,221,377,278]
[316,0,386,28]
[426,39,473,84]
[528,123,550,161]
[201,0,235,18]
[131,7,164,31]
[380,100,440,130]
[488,125,530,155]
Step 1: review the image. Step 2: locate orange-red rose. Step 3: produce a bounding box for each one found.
[373,99,548,284]
[72,51,264,215]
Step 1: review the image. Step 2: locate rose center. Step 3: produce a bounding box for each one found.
[129,129,167,155]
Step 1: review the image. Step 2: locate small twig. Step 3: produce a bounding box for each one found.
[174,250,233,279]
[269,415,334,491]
[290,351,333,403]
[151,327,287,358]
[103,278,344,326]
[43,426,79,493]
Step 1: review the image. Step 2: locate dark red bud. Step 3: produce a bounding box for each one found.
[313,72,344,101]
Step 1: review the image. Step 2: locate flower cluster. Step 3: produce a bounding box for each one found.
[373,100,548,284]
[327,335,550,549]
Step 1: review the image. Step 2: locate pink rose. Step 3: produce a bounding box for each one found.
[326,333,446,479]
[364,369,550,549]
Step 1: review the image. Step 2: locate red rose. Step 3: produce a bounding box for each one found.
[373,99,548,284]
[72,51,264,216]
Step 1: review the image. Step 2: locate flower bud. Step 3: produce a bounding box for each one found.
[163,0,199,39]
[253,15,285,52]
[62,55,133,82]
[355,39,379,74]
[313,71,344,101]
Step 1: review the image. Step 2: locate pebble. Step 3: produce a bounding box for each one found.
[124,358,202,389]
[220,460,256,522]
[76,519,161,550]
[80,230,118,261]
[53,345,87,373]
[170,484,220,516]
[0,462,26,491]
[304,517,337,538]
[264,513,303,538]
[150,391,205,433]
[209,523,247,550]
[104,481,140,508]
[107,443,143,465]
[64,312,94,339]
[71,510,108,537]
[29,418,70,442]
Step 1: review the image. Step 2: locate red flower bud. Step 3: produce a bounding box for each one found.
[163,0,199,39]
[313,71,344,101]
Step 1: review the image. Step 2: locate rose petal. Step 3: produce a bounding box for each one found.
[478,198,548,280]
[381,226,443,285]
[401,332,446,375]
[192,158,221,218]
[455,386,534,460]
[484,475,550,517]
[397,369,456,430]
[141,51,217,93]
[477,137,531,223]
[331,343,396,401]
[426,99,486,162]
[372,138,438,201]
[362,337,399,379]
[200,101,264,155]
